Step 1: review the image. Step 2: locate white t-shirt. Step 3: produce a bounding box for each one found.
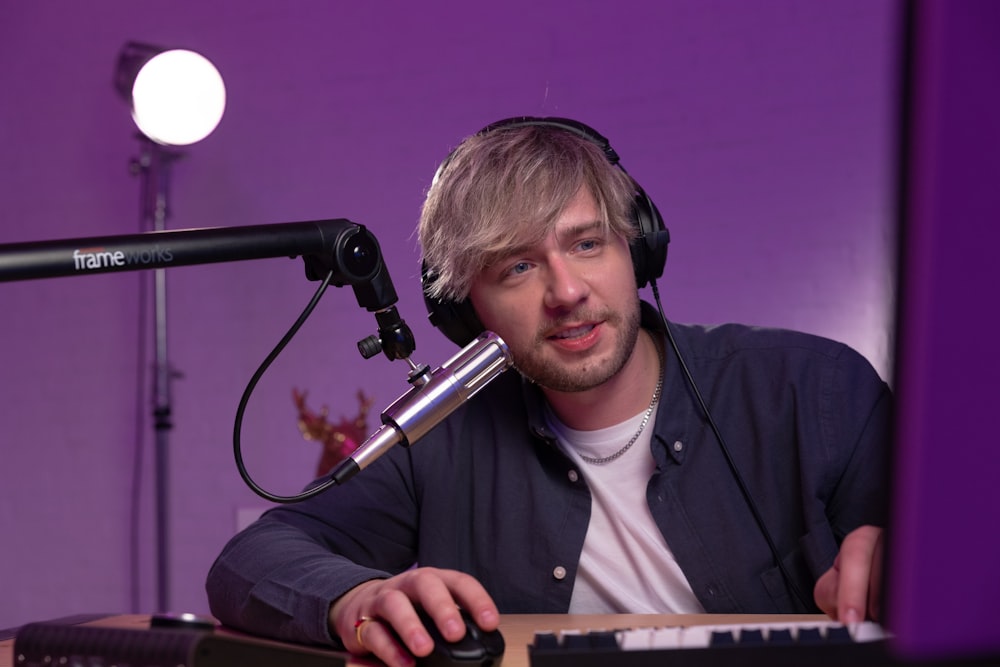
[544,404,705,614]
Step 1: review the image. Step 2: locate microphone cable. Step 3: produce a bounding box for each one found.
[232,269,342,504]
[649,278,813,611]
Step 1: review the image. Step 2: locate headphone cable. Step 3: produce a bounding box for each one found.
[649,279,813,611]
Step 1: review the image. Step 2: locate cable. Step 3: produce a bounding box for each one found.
[232,269,341,504]
[649,279,813,611]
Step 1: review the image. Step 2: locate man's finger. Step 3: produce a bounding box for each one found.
[836,526,882,622]
[813,565,840,618]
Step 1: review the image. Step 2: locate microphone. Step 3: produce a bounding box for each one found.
[330,331,512,484]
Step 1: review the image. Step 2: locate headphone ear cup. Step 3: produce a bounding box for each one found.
[424,294,484,348]
[629,188,670,287]
[421,262,485,347]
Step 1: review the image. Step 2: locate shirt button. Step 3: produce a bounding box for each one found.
[567,469,579,483]
[673,441,684,452]
[553,566,567,580]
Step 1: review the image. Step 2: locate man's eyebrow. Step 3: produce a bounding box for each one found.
[556,220,605,241]
[492,242,535,261]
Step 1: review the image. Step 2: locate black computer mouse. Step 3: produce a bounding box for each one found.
[414,607,505,667]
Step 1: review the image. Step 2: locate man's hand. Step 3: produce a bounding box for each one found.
[330,566,499,667]
[814,525,883,623]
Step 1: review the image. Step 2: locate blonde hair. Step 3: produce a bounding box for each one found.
[419,122,639,302]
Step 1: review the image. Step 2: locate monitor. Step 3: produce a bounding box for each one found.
[885,0,1000,661]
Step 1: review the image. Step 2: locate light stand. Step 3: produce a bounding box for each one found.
[132,138,182,612]
[115,41,226,613]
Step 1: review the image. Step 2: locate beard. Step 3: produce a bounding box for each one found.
[512,296,642,393]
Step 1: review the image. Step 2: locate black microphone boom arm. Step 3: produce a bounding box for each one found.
[0,219,414,360]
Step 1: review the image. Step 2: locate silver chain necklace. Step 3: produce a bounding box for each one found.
[579,339,664,465]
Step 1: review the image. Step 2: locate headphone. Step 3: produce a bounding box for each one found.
[422,116,671,347]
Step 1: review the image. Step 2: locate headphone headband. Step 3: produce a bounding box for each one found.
[475,116,622,165]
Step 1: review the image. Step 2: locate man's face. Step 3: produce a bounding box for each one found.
[468,187,641,393]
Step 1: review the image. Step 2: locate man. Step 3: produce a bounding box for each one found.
[206,117,889,667]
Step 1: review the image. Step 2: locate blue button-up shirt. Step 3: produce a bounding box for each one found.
[206,304,891,647]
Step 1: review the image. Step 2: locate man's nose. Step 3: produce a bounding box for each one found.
[543,256,589,309]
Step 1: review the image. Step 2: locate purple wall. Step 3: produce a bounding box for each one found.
[0,1,901,627]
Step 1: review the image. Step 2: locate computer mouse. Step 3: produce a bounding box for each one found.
[414,607,505,667]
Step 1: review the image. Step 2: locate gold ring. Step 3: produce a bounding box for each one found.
[354,615,376,649]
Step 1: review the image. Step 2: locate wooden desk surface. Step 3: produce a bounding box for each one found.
[1,612,828,667]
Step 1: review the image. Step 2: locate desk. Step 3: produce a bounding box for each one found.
[0,612,827,667]
[496,614,832,667]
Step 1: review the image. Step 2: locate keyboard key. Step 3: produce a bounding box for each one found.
[533,632,560,650]
[709,630,736,646]
[826,625,853,644]
[768,628,794,644]
[853,622,889,642]
[618,627,655,650]
[649,627,684,649]
[678,625,714,647]
[584,630,618,649]
[561,632,591,650]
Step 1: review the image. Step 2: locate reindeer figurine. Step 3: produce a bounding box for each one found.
[293,388,375,477]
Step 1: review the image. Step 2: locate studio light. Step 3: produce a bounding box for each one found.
[115,41,226,146]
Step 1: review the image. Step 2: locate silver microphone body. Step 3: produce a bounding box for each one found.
[330,331,511,483]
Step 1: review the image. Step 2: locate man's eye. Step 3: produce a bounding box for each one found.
[578,239,600,252]
[507,261,531,276]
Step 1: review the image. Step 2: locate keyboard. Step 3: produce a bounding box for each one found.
[528,619,894,667]
[13,621,346,667]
